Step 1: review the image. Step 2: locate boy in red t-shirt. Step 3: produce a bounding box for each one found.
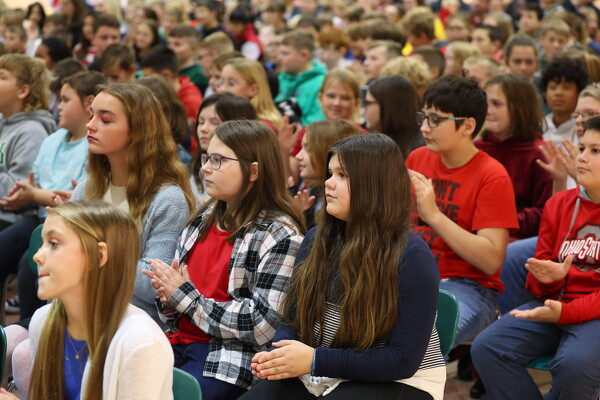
[406,75,519,347]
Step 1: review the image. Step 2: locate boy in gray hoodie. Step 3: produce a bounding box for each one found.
[0,54,56,230]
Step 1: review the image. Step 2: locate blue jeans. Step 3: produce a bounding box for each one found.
[439,278,497,346]
[173,342,248,400]
[472,301,600,400]
[497,237,537,315]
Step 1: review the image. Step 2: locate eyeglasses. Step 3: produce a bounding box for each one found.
[416,112,467,128]
[364,99,378,107]
[201,153,239,170]
[572,111,600,120]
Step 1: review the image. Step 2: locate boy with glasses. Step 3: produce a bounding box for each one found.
[407,75,519,348]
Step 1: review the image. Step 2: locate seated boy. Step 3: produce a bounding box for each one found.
[363,40,402,83]
[471,24,503,60]
[407,75,519,346]
[0,54,56,231]
[472,116,600,399]
[198,32,235,97]
[518,3,543,38]
[538,19,570,72]
[99,42,136,83]
[193,0,226,38]
[168,25,208,93]
[3,24,27,54]
[87,13,121,72]
[542,56,589,146]
[275,30,327,126]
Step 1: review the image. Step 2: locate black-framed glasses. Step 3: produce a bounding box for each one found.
[363,99,378,107]
[416,112,467,128]
[201,153,239,170]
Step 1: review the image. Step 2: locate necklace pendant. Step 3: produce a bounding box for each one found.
[75,354,80,360]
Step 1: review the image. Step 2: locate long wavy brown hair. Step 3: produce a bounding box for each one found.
[282,134,411,350]
[85,83,195,223]
[29,201,140,400]
[193,120,305,240]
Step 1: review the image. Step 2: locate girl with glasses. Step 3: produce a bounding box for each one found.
[144,120,305,400]
[189,93,257,203]
[240,134,444,400]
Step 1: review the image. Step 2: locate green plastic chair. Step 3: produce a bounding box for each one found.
[527,353,554,371]
[173,367,202,400]
[436,289,460,356]
[0,325,6,384]
[28,224,44,275]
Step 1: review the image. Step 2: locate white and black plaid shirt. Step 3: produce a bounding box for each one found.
[157,210,304,389]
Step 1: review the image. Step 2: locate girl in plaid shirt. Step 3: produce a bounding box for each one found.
[145,120,305,400]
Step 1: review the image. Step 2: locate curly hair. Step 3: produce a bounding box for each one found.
[540,56,589,93]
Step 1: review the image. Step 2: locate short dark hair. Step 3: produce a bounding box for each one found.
[411,45,445,75]
[93,13,120,34]
[229,5,253,24]
[40,37,71,64]
[522,3,543,22]
[62,71,107,101]
[475,24,502,43]
[540,56,589,93]
[50,58,86,92]
[140,45,179,74]
[583,115,600,133]
[194,0,224,22]
[423,75,487,137]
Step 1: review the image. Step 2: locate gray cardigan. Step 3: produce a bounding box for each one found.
[72,181,189,329]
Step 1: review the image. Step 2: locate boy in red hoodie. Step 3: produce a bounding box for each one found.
[472,116,600,400]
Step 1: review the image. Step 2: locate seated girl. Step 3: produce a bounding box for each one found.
[0,201,174,400]
[241,134,444,400]
[292,120,362,228]
[189,93,257,203]
[71,83,195,326]
[472,116,600,399]
[144,120,305,400]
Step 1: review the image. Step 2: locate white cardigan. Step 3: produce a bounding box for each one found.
[30,303,174,400]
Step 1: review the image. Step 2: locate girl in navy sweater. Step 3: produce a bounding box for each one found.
[242,134,445,400]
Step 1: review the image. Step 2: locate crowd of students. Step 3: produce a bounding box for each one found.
[0,0,600,399]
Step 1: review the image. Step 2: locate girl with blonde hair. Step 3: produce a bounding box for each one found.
[218,57,283,132]
[70,82,195,326]
[0,201,174,400]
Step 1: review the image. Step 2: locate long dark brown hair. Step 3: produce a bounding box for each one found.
[193,120,305,240]
[368,76,421,158]
[282,133,411,350]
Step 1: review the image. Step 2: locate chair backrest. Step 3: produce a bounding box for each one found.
[436,289,460,356]
[0,325,6,384]
[173,367,202,400]
[28,224,44,275]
